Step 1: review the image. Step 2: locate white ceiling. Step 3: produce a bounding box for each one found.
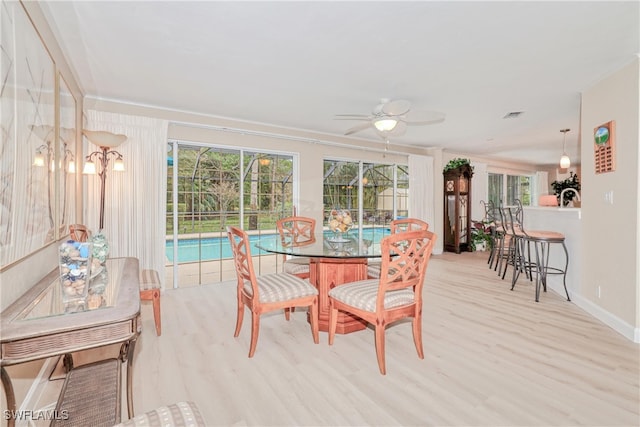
[41,1,639,166]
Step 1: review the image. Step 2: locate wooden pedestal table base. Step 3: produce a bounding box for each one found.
[309,257,368,334]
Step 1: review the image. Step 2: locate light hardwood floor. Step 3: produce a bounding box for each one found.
[129,251,639,426]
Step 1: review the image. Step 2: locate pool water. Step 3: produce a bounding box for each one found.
[166,228,390,263]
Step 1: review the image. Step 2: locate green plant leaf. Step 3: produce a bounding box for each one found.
[443,158,473,173]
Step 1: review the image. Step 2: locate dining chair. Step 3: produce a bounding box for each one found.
[226,226,319,357]
[389,218,429,234]
[276,216,316,280]
[367,218,429,279]
[328,229,437,374]
[276,216,316,320]
[69,224,91,242]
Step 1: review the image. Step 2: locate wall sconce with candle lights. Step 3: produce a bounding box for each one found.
[31,125,77,173]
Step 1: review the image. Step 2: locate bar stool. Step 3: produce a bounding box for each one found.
[507,206,571,302]
[502,201,531,281]
[479,201,499,268]
[497,205,526,281]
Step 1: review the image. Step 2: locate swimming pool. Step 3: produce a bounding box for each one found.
[166,228,390,263]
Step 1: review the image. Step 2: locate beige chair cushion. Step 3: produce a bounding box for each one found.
[243,273,318,303]
[283,257,311,275]
[367,261,381,278]
[139,269,161,291]
[114,401,206,427]
[328,279,414,312]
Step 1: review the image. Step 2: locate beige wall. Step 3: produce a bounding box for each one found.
[581,58,639,340]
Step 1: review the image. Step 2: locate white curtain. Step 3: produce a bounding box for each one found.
[536,171,549,206]
[471,161,488,220]
[408,154,435,225]
[85,110,168,285]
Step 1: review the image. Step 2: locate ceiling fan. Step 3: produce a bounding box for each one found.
[335,98,445,137]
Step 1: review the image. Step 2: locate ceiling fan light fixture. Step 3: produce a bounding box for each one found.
[374,118,398,132]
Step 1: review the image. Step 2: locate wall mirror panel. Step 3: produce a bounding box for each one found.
[58,75,77,232]
[0,2,66,269]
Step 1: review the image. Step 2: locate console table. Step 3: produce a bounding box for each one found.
[0,257,141,426]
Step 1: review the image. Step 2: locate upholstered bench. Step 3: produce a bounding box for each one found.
[139,269,162,336]
[114,401,206,427]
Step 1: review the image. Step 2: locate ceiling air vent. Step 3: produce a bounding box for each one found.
[503,111,524,119]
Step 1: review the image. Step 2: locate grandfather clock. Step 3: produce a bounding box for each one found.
[443,164,473,253]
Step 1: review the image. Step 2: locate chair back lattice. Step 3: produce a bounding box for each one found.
[226,226,259,301]
[390,218,429,234]
[511,199,524,227]
[69,224,91,242]
[378,230,436,310]
[499,204,525,239]
[276,216,316,247]
[480,200,497,223]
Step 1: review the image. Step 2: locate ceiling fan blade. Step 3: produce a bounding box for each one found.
[402,110,446,125]
[403,116,446,126]
[389,120,408,135]
[334,114,371,121]
[382,99,411,116]
[344,122,372,135]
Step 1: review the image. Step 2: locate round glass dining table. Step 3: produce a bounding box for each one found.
[256,232,384,334]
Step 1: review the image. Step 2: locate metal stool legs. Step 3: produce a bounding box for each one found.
[531,239,571,302]
[505,203,570,302]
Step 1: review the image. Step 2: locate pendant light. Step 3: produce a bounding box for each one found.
[559,128,570,169]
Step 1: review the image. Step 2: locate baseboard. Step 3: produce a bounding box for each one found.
[547,280,639,343]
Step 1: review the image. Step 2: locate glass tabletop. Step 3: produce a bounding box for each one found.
[256,232,384,259]
[17,258,125,321]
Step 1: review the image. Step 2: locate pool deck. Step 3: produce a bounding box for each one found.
[164,253,283,288]
[166,225,390,241]
[163,226,391,288]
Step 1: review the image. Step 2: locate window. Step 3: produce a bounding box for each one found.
[488,172,532,206]
[167,142,295,286]
[323,159,408,230]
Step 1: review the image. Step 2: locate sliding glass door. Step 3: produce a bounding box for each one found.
[323,159,408,242]
[167,142,295,287]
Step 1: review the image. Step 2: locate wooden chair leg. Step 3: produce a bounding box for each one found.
[152,290,161,336]
[328,301,337,345]
[248,311,260,358]
[374,324,387,375]
[140,270,163,337]
[309,297,319,344]
[234,299,244,338]
[412,316,424,359]
[284,307,294,321]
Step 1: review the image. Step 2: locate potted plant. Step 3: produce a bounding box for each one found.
[443,158,473,173]
[551,172,581,206]
[470,220,493,252]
